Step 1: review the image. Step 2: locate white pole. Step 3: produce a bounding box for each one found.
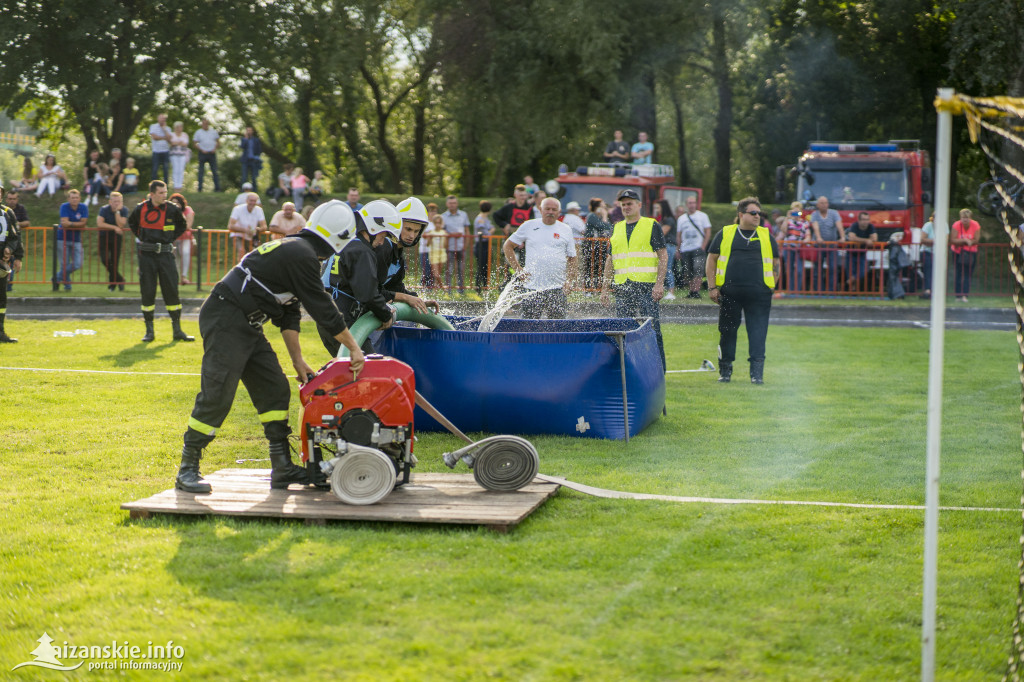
[922,87,954,682]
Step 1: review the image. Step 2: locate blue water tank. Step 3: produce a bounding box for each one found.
[373,317,665,440]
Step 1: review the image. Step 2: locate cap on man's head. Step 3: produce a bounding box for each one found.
[514,184,527,192]
[618,189,641,202]
[241,182,253,190]
[566,201,581,211]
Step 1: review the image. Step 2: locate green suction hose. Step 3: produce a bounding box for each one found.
[338,302,455,358]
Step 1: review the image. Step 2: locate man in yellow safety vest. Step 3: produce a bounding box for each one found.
[599,188,668,371]
[704,197,781,384]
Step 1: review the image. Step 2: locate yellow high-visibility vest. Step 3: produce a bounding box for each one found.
[609,217,659,284]
[715,224,775,288]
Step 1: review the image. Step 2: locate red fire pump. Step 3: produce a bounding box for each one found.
[299,355,540,505]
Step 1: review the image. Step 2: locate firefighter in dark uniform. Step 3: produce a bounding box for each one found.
[705,196,781,384]
[381,197,438,314]
[177,200,366,494]
[317,199,403,357]
[127,180,193,343]
[0,180,24,343]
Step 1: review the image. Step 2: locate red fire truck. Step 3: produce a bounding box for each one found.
[778,140,933,243]
[545,163,702,215]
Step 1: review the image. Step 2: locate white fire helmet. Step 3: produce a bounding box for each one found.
[396,197,429,247]
[358,199,402,239]
[396,197,429,225]
[303,200,357,253]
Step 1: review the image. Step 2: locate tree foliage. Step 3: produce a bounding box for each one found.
[1,0,1020,202]
[0,0,216,160]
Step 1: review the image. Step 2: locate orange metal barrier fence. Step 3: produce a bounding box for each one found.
[775,241,1014,298]
[11,227,1017,299]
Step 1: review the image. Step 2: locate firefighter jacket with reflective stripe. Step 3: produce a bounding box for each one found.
[0,206,23,260]
[609,217,658,284]
[212,232,348,335]
[715,224,776,288]
[128,199,187,244]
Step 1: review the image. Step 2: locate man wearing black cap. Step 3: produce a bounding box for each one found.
[600,188,667,370]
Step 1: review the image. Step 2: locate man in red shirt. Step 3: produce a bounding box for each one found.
[951,208,980,302]
[492,184,534,280]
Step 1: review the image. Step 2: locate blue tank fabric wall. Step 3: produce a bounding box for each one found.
[373,317,665,440]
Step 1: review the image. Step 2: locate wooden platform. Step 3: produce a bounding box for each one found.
[122,469,560,532]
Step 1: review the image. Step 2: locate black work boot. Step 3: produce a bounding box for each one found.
[170,311,195,342]
[718,361,733,383]
[750,359,765,385]
[0,313,16,343]
[269,440,310,490]
[142,312,155,343]
[175,445,212,494]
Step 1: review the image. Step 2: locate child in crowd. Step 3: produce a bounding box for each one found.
[473,200,493,294]
[106,161,122,198]
[305,170,327,205]
[118,158,139,195]
[424,214,448,289]
[290,166,309,211]
[85,162,110,205]
[18,157,37,191]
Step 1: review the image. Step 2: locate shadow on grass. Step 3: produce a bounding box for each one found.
[99,340,180,367]
[139,512,485,607]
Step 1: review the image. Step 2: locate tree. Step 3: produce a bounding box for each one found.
[435,0,630,194]
[0,0,215,160]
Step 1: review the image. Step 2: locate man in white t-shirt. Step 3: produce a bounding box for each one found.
[441,194,470,292]
[675,195,712,299]
[561,201,587,244]
[233,182,258,206]
[149,113,171,184]
[228,193,267,262]
[269,202,306,239]
[192,118,221,192]
[502,197,577,319]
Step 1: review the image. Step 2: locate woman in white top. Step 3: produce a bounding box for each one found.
[35,154,67,197]
[169,121,191,191]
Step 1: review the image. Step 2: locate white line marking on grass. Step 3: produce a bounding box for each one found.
[537,475,1020,512]
[3,367,1015,512]
[773,317,1015,330]
[0,366,200,377]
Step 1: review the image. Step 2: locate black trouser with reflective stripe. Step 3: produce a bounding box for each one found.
[139,250,180,315]
[717,284,773,364]
[0,272,7,328]
[183,296,292,450]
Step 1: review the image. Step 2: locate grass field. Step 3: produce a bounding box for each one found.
[0,317,1021,680]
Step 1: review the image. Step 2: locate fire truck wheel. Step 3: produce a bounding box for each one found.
[330,446,397,506]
